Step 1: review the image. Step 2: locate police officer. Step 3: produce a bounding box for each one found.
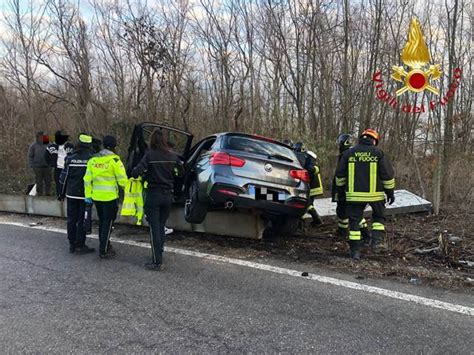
[294,142,323,226]
[332,134,371,241]
[58,134,95,254]
[131,129,182,271]
[84,135,128,259]
[335,129,395,260]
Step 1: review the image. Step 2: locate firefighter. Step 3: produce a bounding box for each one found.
[335,129,395,260]
[58,134,95,254]
[331,134,371,241]
[131,129,183,271]
[294,142,323,226]
[84,135,128,259]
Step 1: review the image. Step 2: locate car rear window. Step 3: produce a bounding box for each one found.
[224,135,296,161]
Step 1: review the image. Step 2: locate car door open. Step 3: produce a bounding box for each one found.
[126,122,194,202]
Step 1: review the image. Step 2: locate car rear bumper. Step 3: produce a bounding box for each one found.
[209,183,308,217]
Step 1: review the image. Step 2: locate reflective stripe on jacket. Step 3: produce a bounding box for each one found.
[121,178,144,225]
[59,148,93,199]
[310,165,324,197]
[84,149,128,201]
[335,138,395,203]
[295,151,324,197]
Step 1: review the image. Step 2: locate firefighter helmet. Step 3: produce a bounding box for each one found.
[336,133,353,152]
[360,129,380,145]
[293,142,304,152]
[307,150,317,160]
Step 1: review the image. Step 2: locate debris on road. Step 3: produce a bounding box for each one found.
[415,246,440,254]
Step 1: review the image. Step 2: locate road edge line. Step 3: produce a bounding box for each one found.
[1,221,472,317]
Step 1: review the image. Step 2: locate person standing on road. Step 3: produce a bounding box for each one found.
[294,142,323,226]
[84,135,128,259]
[331,134,371,241]
[335,129,395,260]
[46,130,74,197]
[131,129,182,271]
[59,134,95,254]
[28,131,52,196]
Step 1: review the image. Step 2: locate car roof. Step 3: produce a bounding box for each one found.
[215,132,290,147]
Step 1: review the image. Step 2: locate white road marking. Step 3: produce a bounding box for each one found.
[1,221,473,317]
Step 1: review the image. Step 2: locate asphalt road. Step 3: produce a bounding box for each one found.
[0,224,473,354]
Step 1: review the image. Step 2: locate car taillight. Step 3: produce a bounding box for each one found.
[290,169,310,182]
[210,152,245,167]
[217,189,238,196]
[288,202,307,209]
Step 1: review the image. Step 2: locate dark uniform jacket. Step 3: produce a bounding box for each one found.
[295,151,323,197]
[59,148,93,199]
[332,152,345,202]
[131,149,182,192]
[335,138,395,203]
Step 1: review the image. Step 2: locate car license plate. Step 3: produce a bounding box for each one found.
[248,185,286,202]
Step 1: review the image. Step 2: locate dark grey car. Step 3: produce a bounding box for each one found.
[126,123,310,231]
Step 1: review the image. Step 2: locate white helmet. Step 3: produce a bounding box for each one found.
[307,150,317,160]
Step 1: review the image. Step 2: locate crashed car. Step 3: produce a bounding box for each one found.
[126,123,310,232]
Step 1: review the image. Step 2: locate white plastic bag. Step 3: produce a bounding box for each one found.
[28,184,37,196]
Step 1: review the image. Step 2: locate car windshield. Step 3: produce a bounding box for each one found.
[224,136,296,161]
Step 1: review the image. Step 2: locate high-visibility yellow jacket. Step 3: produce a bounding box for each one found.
[121,178,144,225]
[84,150,128,201]
[335,139,395,202]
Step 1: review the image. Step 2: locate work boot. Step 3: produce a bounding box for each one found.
[144,263,163,271]
[336,227,348,239]
[370,231,387,253]
[370,237,388,253]
[309,209,322,226]
[69,242,76,253]
[75,244,95,255]
[361,227,371,246]
[99,249,116,259]
[348,240,361,260]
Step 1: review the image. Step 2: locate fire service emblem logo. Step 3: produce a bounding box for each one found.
[372,17,462,113]
[391,18,441,96]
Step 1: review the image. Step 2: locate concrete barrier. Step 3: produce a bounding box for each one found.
[0,194,265,239]
[313,189,432,217]
[0,190,431,239]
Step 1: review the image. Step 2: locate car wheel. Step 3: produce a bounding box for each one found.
[184,180,208,224]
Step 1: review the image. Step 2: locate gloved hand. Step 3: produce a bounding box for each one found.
[386,190,395,205]
[84,197,93,205]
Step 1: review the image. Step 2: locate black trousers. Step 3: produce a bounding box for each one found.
[336,200,348,228]
[33,167,52,196]
[346,201,386,240]
[94,199,118,254]
[144,190,173,265]
[54,168,63,196]
[66,198,87,246]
